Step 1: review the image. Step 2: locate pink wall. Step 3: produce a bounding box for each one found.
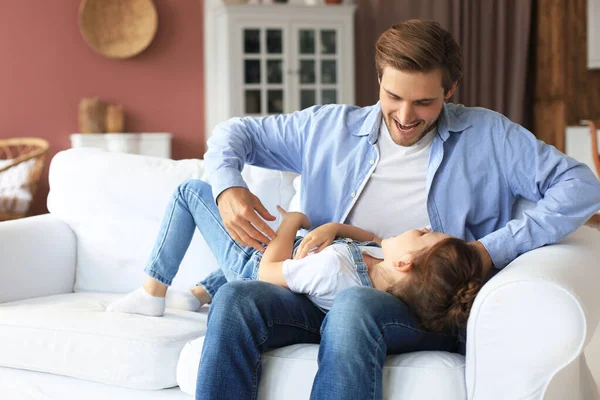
[0,0,205,215]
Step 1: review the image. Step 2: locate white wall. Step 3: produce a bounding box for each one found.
[565,126,600,179]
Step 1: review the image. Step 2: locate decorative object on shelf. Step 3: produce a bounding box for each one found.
[324,0,343,3]
[78,0,158,59]
[0,138,49,221]
[78,97,106,133]
[105,104,125,133]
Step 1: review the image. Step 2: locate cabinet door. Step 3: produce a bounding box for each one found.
[290,24,344,112]
[236,24,290,116]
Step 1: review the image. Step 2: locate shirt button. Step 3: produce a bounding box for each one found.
[369,160,375,165]
[351,192,356,198]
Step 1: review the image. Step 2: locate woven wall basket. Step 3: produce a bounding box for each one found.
[78,0,158,59]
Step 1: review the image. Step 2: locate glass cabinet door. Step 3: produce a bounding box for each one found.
[242,27,286,116]
[293,26,341,111]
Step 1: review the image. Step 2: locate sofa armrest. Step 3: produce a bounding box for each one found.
[465,226,600,399]
[0,214,76,303]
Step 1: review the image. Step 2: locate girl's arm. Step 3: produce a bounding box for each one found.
[294,222,382,260]
[258,207,311,287]
[330,223,382,244]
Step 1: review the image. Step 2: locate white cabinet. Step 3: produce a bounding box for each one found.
[204,1,356,139]
[70,133,172,159]
[589,0,600,69]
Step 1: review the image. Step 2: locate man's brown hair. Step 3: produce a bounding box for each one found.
[387,238,483,335]
[375,19,463,94]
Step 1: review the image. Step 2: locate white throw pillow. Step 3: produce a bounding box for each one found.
[47,148,299,294]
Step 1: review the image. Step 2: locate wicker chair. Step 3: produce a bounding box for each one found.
[0,138,49,221]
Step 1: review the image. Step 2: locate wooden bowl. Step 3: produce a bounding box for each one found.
[78,0,158,59]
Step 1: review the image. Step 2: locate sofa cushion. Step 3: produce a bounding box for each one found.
[177,336,467,399]
[47,148,297,294]
[0,292,207,390]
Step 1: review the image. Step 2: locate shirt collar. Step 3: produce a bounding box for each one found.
[353,102,472,143]
[436,103,472,141]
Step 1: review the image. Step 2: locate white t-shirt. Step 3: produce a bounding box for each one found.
[345,119,435,239]
[282,243,384,310]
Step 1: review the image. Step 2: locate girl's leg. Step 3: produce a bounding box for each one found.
[108,179,260,316]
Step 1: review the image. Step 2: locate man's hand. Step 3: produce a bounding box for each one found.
[217,187,277,252]
[294,222,338,260]
[468,241,493,277]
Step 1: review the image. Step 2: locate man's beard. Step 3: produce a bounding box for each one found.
[384,117,437,146]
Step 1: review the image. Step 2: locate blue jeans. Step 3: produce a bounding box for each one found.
[144,179,255,296]
[147,179,459,399]
[196,283,459,400]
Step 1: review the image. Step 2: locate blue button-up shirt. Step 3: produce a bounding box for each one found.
[205,102,600,268]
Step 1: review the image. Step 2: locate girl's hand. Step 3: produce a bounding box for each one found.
[294,222,339,260]
[276,206,311,230]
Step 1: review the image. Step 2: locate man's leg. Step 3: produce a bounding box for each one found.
[196,280,325,400]
[311,286,458,400]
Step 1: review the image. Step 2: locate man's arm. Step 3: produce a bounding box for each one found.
[204,107,324,202]
[204,107,323,251]
[479,117,600,269]
[258,209,311,287]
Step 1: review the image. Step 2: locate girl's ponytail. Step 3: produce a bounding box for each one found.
[387,238,485,335]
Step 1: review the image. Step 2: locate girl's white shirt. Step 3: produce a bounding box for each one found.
[282,244,384,310]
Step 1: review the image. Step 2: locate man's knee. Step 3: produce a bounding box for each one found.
[178,179,211,198]
[322,287,377,333]
[212,280,258,306]
[207,281,281,333]
[210,280,276,314]
[330,286,380,314]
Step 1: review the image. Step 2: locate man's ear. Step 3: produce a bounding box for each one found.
[445,81,458,100]
[392,259,413,272]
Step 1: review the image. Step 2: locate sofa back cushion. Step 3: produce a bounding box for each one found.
[48,149,296,293]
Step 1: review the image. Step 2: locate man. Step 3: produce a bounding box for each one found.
[194,20,600,399]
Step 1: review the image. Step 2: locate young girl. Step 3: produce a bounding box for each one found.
[108,179,484,334]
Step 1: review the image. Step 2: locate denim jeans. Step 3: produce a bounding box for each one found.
[144,179,257,296]
[196,282,459,400]
[146,179,460,399]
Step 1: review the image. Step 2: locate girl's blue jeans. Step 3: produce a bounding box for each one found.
[144,179,256,297]
[145,178,460,400]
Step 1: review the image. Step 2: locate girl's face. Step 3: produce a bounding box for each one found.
[381,228,451,265]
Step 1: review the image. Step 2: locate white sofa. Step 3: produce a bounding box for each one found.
[1,148,599,400]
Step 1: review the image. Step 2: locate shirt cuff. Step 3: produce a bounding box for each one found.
[478,227,518,269]
[208,166,248,204]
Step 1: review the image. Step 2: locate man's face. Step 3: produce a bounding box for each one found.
[379,67,455,147]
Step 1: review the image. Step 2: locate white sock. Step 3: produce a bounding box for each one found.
[106,288,166,317]
[165,289,202,312]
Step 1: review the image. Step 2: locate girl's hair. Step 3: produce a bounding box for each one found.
[387,238,483,335]
[375,19,463,94]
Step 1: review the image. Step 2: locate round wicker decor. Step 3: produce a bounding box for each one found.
[78,0,158,59]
